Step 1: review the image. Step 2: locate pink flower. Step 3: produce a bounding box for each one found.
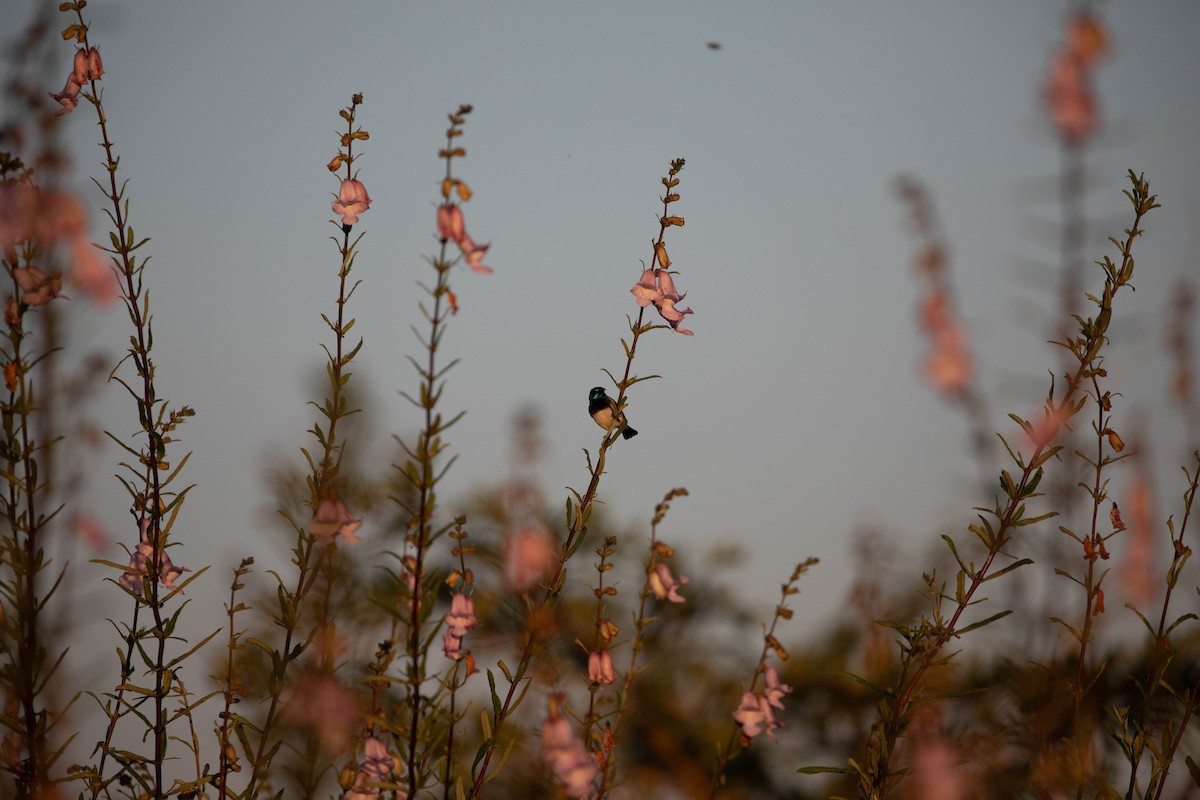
[345,736,396,800]
[629,268,694,335]
[282,674,359,753]
[49,75,82,115]
[86,47,104,81]
[587,650,616,685]
[437,205,464,242]
[308,490,362,544]
[72,48,90,85]
[541,702,598,798]
[332,178,371,226]
[13,267,66,306]
[442,592,478,660]
[504,523,557,593]
[648,562,687,603]
[763,666,792,710]
[460,238,492,274]
[436,204,493,274]
[732,691,783,741]
[119,517,188,593]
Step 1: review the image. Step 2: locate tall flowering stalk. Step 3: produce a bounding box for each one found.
[237,94,370,798]
[46,6,207,799]
[710,559,814,797]
[822,172,1156,799]
[896,177,992,492]
[1049,363,1127,794]
[469,158,695,798]
[385,104,490,796]
[0,119,72,800]
[594,487,691,798]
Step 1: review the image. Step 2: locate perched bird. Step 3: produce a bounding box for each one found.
[588,386,638,440]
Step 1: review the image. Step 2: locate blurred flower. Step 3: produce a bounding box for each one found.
[119,517,188,593]
[1043,53,1095,143]
[910,739,968,800]
[504,523,557,592]
[923,324,972,397]
[442,592,477,661]
[588,650,616,685]
[282,674,359,753]
[332,178,371,226]
[648,562,687,603]
[1121,475,1156,606]
[1043,12,1108,143]
[1066,12,1108,64]
[541,700,598,798]
[69,236,117,303]
[630,268,694,335]
[309,489,362,544]
[4,299,18,327]
[327,154,345,172]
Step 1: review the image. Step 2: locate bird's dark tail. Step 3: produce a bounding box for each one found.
[622,427,638,440]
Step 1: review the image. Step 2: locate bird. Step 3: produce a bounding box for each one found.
[588,386,638,440]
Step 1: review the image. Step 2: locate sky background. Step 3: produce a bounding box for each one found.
[6,1,1200,637]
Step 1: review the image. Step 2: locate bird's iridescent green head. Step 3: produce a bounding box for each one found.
[589,387,607,401]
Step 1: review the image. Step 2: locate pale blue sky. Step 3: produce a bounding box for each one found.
[9,1,1200,630]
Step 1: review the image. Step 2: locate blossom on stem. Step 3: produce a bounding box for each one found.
[648,562,687,603]
[50,47,102,116]
[630,268,694,335]
[733,665,792,742]
[12,267,66,306]
[49,75,82,115]
[345,736,397,800]
[119,517,188,593]
[309,489,363,544]
[437,204,493,274]
[588,650,616,685]
[541,699,598,798]
[332,178,371,226]
[442,592,478,660]
[763,666,792,710]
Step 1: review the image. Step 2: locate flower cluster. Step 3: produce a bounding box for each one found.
[731,665,792,742]
[119,517,189,594]
[1042,11,1109,143]
[344,736,397,800]
[441,591,478,660]
[541,697,598,798]
[49,46,103,115]
[631,244,694,335]
[437,204,492,274]
[919,287,973,397]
